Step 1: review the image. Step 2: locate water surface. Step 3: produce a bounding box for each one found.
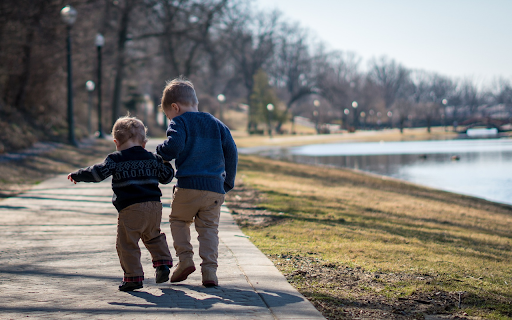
[241,138,512,206]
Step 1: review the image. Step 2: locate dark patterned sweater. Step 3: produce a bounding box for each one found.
[70,146,174,211]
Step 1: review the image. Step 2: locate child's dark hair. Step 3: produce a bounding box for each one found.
[111,115,148,145]
[161,76,198,109]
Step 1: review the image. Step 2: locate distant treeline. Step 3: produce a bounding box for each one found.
[1,0,511,151]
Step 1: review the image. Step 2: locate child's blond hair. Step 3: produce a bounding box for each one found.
[161,76,198,110]
[111,115,148,145]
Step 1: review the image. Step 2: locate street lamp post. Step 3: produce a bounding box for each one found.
[387,111,393,128]
[313,99,320,133]
[217,94,225,123]
[266,103,274,138]
[360,111,366,129]
[85,80,95,135]
[343,108,350,130]
[442,99,448,131]
[60,5,77,146]
[96,33,105,138]
[351,101,358,130]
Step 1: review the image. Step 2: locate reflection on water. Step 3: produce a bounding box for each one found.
[245,139,512,206]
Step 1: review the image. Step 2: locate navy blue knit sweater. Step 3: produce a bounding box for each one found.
[70,146,174,211]
[156,112,237,194]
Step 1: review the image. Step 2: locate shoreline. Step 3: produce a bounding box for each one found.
[233,127,460,148]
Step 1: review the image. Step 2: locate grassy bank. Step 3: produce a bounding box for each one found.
[225,154,512,319]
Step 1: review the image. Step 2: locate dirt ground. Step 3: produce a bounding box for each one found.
[225,184,483,320]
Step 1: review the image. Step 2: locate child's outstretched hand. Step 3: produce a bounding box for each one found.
[67,174,76,184]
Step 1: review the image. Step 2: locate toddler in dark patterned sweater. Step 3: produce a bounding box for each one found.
[68,115,174,291]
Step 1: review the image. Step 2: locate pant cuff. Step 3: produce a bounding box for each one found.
[153,260,173,268]
[123,275,144,282]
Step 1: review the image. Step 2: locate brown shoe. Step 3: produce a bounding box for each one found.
[170,259,196,283]
[202,269,218,287]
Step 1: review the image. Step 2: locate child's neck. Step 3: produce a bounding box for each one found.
[180,105,198,114]
[116,139,144,151]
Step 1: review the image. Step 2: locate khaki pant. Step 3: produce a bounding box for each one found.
[116,201,172,278]
[170,187,225,272]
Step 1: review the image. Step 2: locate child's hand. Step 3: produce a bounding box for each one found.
[67,174,76,184]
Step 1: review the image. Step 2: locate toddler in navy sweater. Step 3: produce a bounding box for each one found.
[156,77,238,287]
[68,116,174,291]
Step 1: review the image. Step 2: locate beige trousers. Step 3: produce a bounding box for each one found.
[170,187,225,272]
[116,201,172,277]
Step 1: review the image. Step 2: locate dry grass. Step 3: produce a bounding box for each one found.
[232,126,458,148]
[226,155,512,319]
[0,139,115,197]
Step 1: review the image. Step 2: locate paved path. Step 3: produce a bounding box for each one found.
[0,142,325,319]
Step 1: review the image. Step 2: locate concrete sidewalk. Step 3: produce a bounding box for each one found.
[0,171,324,318]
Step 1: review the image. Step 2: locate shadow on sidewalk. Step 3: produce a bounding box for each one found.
[109,284,303,310]
[0,263,119,281]
[16,195,112,204]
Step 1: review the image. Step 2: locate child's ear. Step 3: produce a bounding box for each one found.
[114,139,121,148]
[172,103,180,112]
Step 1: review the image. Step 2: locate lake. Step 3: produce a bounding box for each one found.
[239,138,512,206]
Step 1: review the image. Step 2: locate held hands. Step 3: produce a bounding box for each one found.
[67,174,76,184]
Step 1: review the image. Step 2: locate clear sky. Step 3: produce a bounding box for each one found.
[255,0,512,87]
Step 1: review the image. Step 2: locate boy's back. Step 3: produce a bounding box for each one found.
[156,111,237,194]
[156,76,238,287]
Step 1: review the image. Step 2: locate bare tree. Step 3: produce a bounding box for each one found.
[109,0,140,126]
[357,78,383,129]
[393,98,413,133]
[226,9,280,132]
[490,78,512,120]
[411,71,453,132]
[367,56,410,110]
[456,79,481,120]
[268,21,317,132]
[199,1,243,97]
[138,0,229,77]
[367,57,413,132]
[316,50,362,128]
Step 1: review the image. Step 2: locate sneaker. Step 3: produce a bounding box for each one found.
[155,265,170,283]
[170,259,196,283]
[118,281,143,292]
[202,269,218,287]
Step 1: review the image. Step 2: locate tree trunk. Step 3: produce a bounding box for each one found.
[13,2,45,110]
[111,1,132,126]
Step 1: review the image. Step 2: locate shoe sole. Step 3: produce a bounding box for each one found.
[170,266,196,283]
[155,268,170,283]
[202,280,217,287]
